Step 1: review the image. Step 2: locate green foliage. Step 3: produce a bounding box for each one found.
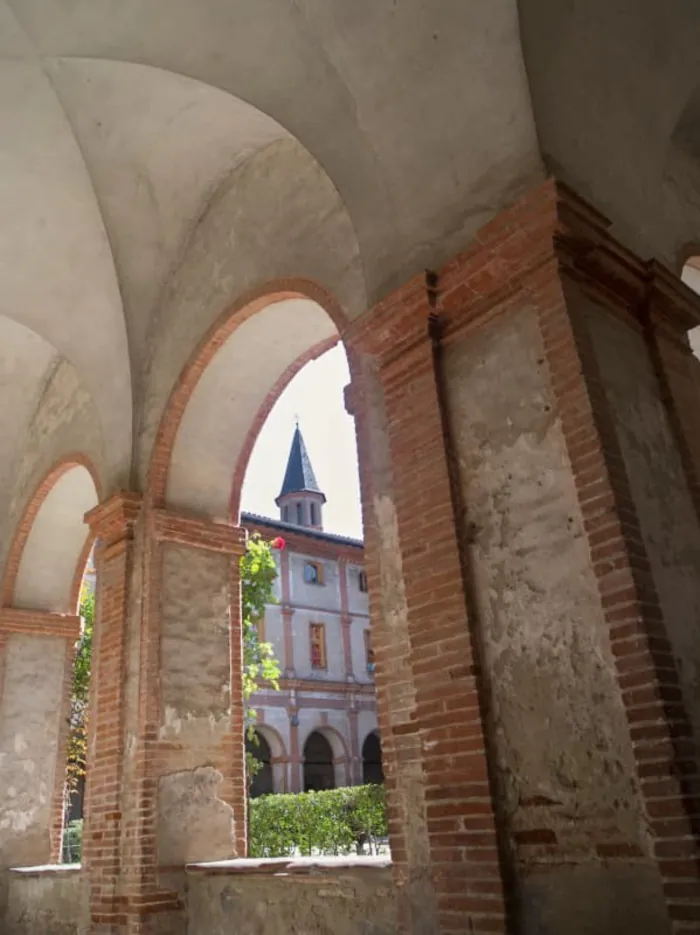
[240,534,282,787]
[240,534,281,704]
[248,784,388,857]
[65,589,94,793]
[61,819,83,864]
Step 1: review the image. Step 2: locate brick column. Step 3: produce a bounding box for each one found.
[82,495,247,934]
[0,609,80,883]
[428,179,700,933]
[346,293,508,935]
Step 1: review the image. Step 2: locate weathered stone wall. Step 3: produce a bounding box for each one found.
[157,543,235,865]
[6,866,81,935]
[186,858,396,935]
[443,305,668,934]
[5,860,394,935]
[587,303,700,748]
[0,635,68,868]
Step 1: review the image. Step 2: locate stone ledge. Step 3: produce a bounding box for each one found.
[9,864,82,875]
[185,855,391,876]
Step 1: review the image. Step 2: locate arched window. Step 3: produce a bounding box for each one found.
[297,501,303,525]
[303,731,335,791]
[246,730,273,798]
[362,732,384,785]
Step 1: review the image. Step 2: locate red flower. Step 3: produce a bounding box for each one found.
[271,536,286,550]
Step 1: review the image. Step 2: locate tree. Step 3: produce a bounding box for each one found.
[65,533,283,798]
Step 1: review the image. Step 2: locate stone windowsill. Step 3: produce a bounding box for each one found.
[186,855,391,877]
[9,864,82,875]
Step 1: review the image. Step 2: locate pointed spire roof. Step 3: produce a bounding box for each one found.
[276,425,326,503]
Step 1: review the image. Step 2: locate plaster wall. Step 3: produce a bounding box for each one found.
[292,610,344,682]
[0,636,68,868]
[350,623,373,683]
[260,604,285,670]
[586,299,700,748]
[6,866,81,935]
[443,307,667,934]
[187,860,395,935]
[289,551,341,610]
[157,544,235,864]
[345,563,369,617]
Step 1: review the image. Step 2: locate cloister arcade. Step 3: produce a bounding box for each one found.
[2,3,700,934]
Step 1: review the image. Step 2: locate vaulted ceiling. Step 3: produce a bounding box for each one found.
[0,0,699,558]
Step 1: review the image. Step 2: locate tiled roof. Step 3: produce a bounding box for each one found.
[240,511,363,549]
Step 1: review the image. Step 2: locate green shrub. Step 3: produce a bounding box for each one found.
[249,784,387,857]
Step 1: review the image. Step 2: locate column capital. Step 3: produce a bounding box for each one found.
[150,507,247,555]
[343,270,437,380]
[84,490,142,545]
[0,607,81,641]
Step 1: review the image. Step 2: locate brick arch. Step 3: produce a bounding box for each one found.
[148,278,350,515]
[228,334,339,519]
[1,453,102,613]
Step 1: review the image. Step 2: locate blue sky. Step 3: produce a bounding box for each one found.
[240,344,363,540]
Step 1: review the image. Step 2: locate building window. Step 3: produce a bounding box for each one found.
[283,505,289,522]
[310,502,317,526]
[358,570,368,593]
[364,629,374,674]
[304,561,324,585]
[310,623,327,669]
[297,502,303,525]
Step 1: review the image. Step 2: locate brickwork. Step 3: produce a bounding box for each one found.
[82,494,248,933]
[346,297,508,933]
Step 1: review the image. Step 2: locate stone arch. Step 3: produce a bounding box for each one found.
[361,730,384,786]
[148,279,349,520]
[302,725,349,791]
[2,454,102,614]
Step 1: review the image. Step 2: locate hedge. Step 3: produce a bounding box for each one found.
[249,784,387,857]
[61,784,388,863]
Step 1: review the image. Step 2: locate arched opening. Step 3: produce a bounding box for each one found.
[303,731,335,792]
[246,730,273,798]
[362,731,384,786]
[0,457,100,869]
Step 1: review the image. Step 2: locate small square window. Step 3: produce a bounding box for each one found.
[304,561,324,585]
[358,570,368,593]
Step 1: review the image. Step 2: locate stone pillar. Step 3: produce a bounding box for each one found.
[0,608,79,889]
[424,179,700,934]
[339,560,354,681]
[82,495,247,934]
[288,701,301,793]
[280,548,295,678]
[346,306,508,935]
[346,179,700,934]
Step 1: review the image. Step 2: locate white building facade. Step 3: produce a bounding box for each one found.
[242,426,380,795]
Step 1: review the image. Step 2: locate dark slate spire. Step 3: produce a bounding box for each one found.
[276,425,326,504]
